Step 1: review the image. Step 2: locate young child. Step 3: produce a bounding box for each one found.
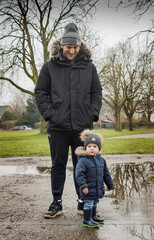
[75,129,114,228]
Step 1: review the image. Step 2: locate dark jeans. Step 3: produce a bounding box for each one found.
[48,130,83,201]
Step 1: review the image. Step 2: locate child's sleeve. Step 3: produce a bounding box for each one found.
[75,159,88,190]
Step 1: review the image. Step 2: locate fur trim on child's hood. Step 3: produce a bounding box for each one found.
[75,146,89,156]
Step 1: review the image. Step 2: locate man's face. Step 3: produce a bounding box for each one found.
[61,45,80,60]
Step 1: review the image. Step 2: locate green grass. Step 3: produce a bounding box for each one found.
[0,131,50,157]
[0,129,154,157]
[101,138,154,154]
[148,176,154,183]
[94,128,154,138]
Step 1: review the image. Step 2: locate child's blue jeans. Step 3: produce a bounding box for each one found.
[84,199,99,210]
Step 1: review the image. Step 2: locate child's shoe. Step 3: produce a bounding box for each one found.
[92,207,104,223]
[83,209,99,228]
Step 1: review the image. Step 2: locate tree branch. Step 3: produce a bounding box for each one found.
[0,77,34,96]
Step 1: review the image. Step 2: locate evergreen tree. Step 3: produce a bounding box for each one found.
[1,111,14,121]
[17,97,40,127]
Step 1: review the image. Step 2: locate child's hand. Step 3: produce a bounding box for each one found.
[82,188,88,194]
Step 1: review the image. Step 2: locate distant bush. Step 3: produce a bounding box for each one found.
[121,121,128,129]
[1,111,14,121]
[121,118,140,129]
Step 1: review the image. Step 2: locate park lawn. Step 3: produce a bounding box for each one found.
[0,131,50,157]
[94,128,154,138]
[101,138,154,154]
[0,129,154,157]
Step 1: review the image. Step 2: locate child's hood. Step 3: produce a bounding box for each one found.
[75,146,89,157]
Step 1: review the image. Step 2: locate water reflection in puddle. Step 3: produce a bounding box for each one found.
[0,162,153,205]
[98,162,153,240]
[108,161,154,204]
[0,165,52,176]
[0,165,74,176]
[0,165,40,176]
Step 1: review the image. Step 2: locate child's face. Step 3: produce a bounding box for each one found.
[86,143,99,156]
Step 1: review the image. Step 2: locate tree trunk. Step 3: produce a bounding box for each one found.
[128,116,133,131]
[147,112,151,122]
[115,109,122,131]
[40,116,47,134]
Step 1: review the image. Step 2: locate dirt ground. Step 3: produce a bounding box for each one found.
[0,154,154,240]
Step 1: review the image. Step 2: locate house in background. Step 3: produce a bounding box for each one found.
[0,105,15,130]
[0,105,13,119]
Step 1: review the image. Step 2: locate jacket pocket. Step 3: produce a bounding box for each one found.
[84,100,93,121]
[52,99,62,108]
[51,99,63,124]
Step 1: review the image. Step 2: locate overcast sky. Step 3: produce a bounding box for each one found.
[91,1,153,47]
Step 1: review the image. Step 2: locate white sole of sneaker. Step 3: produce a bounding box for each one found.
[77,210,83,215]
[43,210,63,219]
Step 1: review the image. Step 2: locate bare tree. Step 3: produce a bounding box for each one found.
[100,40,153,131]
[136,48,154,123]
[76,20,104,73]
[107,0,154,19]
[99,47,126,131]
[108,0,154,48]
[0,0,99,132]
[0,0,99,95]
[11,92,27,118]
[120,42,145,131]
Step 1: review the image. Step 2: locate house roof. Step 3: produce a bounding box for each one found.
[0,105,11,116]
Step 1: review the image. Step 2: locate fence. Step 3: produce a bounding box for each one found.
[0,122,15,130]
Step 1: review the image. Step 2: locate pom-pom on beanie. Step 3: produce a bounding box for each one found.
[60,23,81,46]
[80,129,103,150]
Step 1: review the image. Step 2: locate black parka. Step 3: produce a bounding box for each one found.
[35,40,102,132]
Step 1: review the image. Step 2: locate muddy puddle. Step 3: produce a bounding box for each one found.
[100,161,154,240]
[0,162,153,204]
[0,165,72,175]
[0,160,153,240]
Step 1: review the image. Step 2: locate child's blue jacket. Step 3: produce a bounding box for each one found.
[75,146,114,200]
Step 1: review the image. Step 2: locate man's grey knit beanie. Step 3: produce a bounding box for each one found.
[60,23,81,46]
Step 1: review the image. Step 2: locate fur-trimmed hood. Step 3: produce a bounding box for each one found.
[49,39,92,60]
[75,146,101,157]
[75,146,89,156]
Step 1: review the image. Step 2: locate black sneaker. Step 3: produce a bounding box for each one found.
[43,201,63,219]
[77,199,84,215]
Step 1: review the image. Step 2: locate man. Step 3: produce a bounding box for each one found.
[35,23,102,218]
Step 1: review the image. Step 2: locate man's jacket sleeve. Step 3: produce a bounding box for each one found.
[90,64,102,122]
[35,63,52,121]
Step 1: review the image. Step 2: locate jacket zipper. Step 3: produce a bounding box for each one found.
[94,156,98,199]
